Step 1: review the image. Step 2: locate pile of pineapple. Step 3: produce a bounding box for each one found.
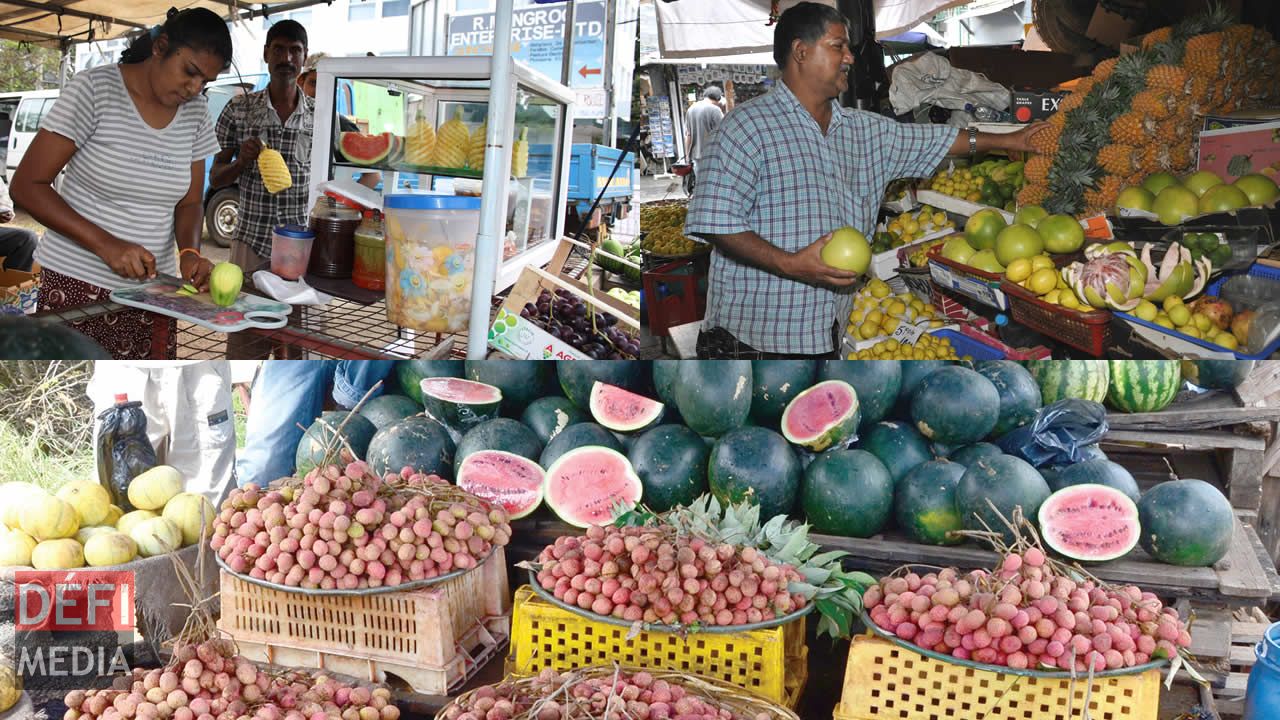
[1024,8,1280,216]
[402,109,529,175]
[846,278,947,342]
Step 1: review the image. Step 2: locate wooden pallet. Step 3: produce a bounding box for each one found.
[1174,606,1271,719]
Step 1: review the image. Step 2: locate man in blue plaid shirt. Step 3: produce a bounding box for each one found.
[685,3,1046,358]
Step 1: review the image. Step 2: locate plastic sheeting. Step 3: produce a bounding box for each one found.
[995,398,1111,468]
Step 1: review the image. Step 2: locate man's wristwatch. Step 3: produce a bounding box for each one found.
[968,127,978,161]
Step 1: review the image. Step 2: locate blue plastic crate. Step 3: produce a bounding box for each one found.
[930,330,1006,360]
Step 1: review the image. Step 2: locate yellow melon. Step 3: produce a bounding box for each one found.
[127,465,184,510]
[129,517,181,557]
[31,538,85,569]
[116,510,158,537]
[57,480,112,526]
[0,528,37,566]
[0,481,48,530]
[84,532,138,567]
[21,495,80,540]
[161,493,216,546]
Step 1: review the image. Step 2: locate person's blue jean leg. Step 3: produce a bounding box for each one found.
[235,360,336,487]
[332,361,397,410]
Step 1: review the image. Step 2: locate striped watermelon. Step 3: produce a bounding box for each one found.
[1106,360,1181,413]
[1022,360,1109,405]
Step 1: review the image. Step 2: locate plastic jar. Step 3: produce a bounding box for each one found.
[383,194,481,333]
[307,193,363,278]
[352,210,386,291]
[1244,621,1280,719]
[270,225,316,281]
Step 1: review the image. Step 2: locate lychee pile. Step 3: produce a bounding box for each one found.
[864,548,1193,671]
[212,460,511,590]
[534,524,807,627]
[63,639,399,720]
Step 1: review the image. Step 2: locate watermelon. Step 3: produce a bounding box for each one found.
[1106,360,1181,413]
[708,427,801,519]
[801,450,893,537]
[911,366,1000,446]
[1137,479,1234,566]
[455,450,545,519]
[558,361,646,411]
[948,442,1004,467]
[465,360,557,416]
[356,394,421,431]
[818,361,900,431]
[295,411,377,479]
[0,317,112,359]
[454,418,543,466]
[629,425,710,512]
[956,455,1051,545]
[894,360,952,416]
[419,377,503,441]
[1023,360,1109,405]
[1046,459,1140,504]
[652,360,682,404]
[750,360,818,428]
[394,360,464,404]
[975,361,1042,436]
[1038,484,1140,562]
[365,416,454,478]
[339,131,395,165]
[520,396,588,446]
[861,421,931,483]
[544,446,643,528]
[1181,359,1255,390]
[539,423,622,469]
[779,380,860,451]
[895,460,966,546]
[590,382,664,433]
[675,361,752,437]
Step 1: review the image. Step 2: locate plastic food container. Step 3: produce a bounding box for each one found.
[270,225,315,281]
[383,194,482,333]
[308,193,363,278]
[352,211,386,291]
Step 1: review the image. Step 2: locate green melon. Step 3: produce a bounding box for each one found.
[894,360,952,417]
[652,360,682,406]
[1181,359,1256,391]
[861,420,931,483]
[295,411,378,479]
[558,361,646,411]
[750,360,818,428]
[419,377,503,441]
[1137,479,1234,566]
[1047,459,1141,504]
[520,396,588,446]
[911,366,1000,446]
[801,450,893,537]
[539,423,622,469]
[948,442,1004,467]
[454,418,543,466]
[1022,360,1109,404]
[818,361,901,431]
[708,426,800,519]
[779,380,860,452]
[465,360,557,416]
[629,425,710,512]
[975,361,1043,437]
[1040,444,1108,486]
[956,454,1051,545]
[675,361,752,437]
[895,459,967,546]
[394,360,464,404]
[365,416,454,478]
[1107,360,1181,413]
[356,394,421,431]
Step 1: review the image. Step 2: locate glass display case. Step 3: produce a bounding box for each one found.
[309,56,575,292]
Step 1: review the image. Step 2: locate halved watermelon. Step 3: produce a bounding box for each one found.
[589,381,664,433]
[779,380,860,452]
[1038,483,1139,562]
[544,446,642,528]
[456,450,545,519]
[339,131,394,166]
[420,377,502,440]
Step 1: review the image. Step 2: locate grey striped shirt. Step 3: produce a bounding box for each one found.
[33,63,220,290]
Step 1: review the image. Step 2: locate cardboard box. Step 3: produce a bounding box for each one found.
[487,308,587,360]
[1012,90,1067,123]
[1203,110,1280,132]
[0,259,40,315]
[1086,6,1136,48]
[1197,120,1280,182]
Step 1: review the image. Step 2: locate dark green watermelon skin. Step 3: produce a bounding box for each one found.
[630,425,710,512]
[394,360,464,404]
[676,361,752,437]
[818,361,901,431]
[708,426,800,519]
[465,360,557,415]
[1040,444,1108,486]
[1048,459,1141,504]
[911,366,1000,446]
[539,422,623,469]
[956,454,1050,545]
[364,416,454,478]
[295,411,378,478]
[520,397,588,446]
[860,421,931,484]
[801,449,893,537]
[975,361,1043,437]
[558,361,647,411]
[1137,479,1234,566]
[357,394,421,431]
[1184,360,1256,390]
[454,418,543,466]
[751,360,818,428]
[894,361,952,417]
[652,361,681,406]
[949,442,1004,467]
[896,460,966,545]
[0,317,112,359]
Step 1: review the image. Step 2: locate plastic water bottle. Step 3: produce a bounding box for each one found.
[1244,621,1280,718]
[95,393,156,511]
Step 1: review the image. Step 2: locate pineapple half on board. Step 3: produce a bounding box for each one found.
[429,107,470,170]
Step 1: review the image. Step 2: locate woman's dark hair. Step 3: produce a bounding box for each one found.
[120,7,233,69]
[772,2,850,69]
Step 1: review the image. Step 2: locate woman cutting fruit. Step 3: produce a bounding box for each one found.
[685,2,1047,360]
[11,8,230,359]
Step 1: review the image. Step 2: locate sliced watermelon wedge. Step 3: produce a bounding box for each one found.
[589,381,664,433]
[544,446,642,528]
[780,379,860,452]
[456,450,545,519]
[1038,483,1139,562]
[420,377,502,441]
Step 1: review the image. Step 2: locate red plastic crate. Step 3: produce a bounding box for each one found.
[642,258,708,337]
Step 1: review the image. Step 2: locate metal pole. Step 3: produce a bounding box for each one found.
[467,0,516,360]
[560,0,578,88]
[603,0,616,146]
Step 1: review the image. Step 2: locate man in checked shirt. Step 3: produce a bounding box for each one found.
[685,2,1047,359]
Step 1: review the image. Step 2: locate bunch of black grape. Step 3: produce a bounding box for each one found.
[521,289,640,359]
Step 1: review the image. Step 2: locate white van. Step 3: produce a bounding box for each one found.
[4,89,60,183]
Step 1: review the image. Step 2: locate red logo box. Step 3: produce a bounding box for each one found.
[13,571,135,632]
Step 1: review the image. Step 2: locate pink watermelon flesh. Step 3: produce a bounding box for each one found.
[339,132,393,165]
[589,381,664,432]
[545,446,642,528]
[420,377,502,403]
[456,450,544,519]
[1037,483,1139,562]
[781,380,859,450]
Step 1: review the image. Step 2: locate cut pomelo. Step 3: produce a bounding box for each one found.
[589,381,664,433]
[456,450,545,520]
[544,446,642,528]
[1038,483,1139,562]
[779,379,859,451]
[419,377,502,440]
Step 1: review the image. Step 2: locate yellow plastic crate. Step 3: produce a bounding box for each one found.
[834,635,1161,720]
[507,585,807,708]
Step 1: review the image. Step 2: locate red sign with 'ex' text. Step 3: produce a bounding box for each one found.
[13,571,135,632]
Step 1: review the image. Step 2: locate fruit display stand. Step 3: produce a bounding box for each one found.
[916,189,1015,225]
[1001,278,1113,356]
[488,265,641,360]
[926,243,1011,311]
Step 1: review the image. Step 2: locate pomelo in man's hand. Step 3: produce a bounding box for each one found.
[821,227,871,274]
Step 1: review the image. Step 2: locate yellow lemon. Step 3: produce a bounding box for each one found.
[1182,326,1202,339]
[1031,255,1056,271]
[1192,313,1213,333]
[929,319,945,328]
[870,282,891,299]
[933,212,947,226]
[859,322,880,339]
[865,310,884,327]
[1134,300,1158,322]
[1215,333,1239,350]
[1163,295,1184,312]
[1155,315,1175,329]
[1029,268,1059,296]
[886,300,908,317]
[1168,304,1192,327]
[882,316,901,333]
[1043,289,1061,305]
[1059,291,1081,310]
[1006,257,1033,283]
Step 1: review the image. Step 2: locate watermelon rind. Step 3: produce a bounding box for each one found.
[780,379,860,452]
[956,454,1051,545]
[1137,479,1234,566]
[456,449,545,520]
[1106,360,1181,414]
[750,360,818,428]
[1047,459,1140,504]
[818,360,901,432]
[860,420,931,483]
[675,361,753,437]
[911,366,1000,446]
[559,361,646,411]
[589,381,665,433]
[1038,483,1140,562]
[895,459,967,546]
[339,131,394,166]
[1023,360,1109,405]
[465,360,557,416]
[948,442,1004,467]
[539,422,622,469]
[420,377,503,440]
[394,360,464,404]
[454,418,543,466]
[974,360,1043,437]
[357,394,422,431]
[544,445,642,528]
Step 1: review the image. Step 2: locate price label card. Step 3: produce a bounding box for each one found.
[892,323,926,346]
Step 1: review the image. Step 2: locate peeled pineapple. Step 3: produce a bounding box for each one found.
[467,123,486,171]
[258,147,292,194]
[405,112,435,166]
[512,126,529,178]
[429,107,470,170]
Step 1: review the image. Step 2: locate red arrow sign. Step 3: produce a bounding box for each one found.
[578,65,601,79]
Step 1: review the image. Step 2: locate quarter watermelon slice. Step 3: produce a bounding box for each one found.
[779,379,860,452]
[456,450,545,519]
[544,446,643,528]
[1038,484,1140,562]
[589,382,664,433]
[419,377,502,441]
[339,131,395,166]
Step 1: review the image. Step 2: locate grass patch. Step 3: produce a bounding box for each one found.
[0,361,97,495]
[234,388,247,449]
[0,420,95,495]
